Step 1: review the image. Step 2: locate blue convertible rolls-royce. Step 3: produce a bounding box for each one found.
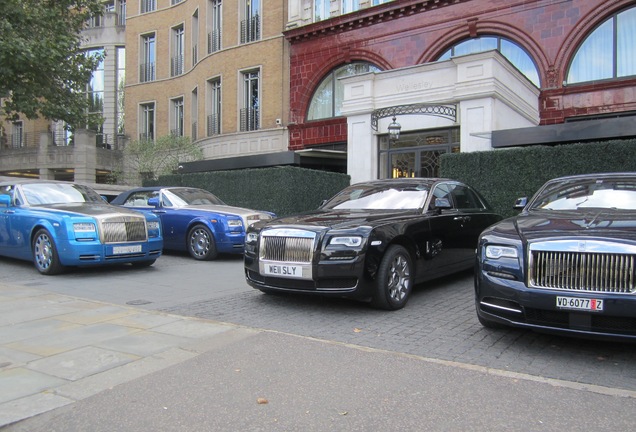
[475,172,636,341]
[0,180,163,275]
[112,186,275,260]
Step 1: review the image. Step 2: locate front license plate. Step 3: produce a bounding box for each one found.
[261,263,310,279]
[556,296,603,311]
[113,245,142,255]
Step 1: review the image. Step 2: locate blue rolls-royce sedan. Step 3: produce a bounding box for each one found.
[0,180,163,275]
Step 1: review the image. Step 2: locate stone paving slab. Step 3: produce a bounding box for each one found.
[0,283,243,428]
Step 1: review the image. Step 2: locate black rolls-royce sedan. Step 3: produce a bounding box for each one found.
[475,172,636,341]
[244,178,502,310]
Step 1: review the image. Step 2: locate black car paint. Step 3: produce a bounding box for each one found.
[475,172,636,341]
[245,178,502,309]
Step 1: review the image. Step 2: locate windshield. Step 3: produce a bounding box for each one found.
[21,183,104,205]
[163,188,225,206]
[530,178,636,211]
[322,184,429,210]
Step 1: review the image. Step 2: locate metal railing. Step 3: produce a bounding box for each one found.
[208,30,221,54]
[240,15,260,44]
[240,108,259,132]
[171,56,184,77]
[140,62,156,82]
[207,114,220,136]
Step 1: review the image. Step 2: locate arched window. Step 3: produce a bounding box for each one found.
[567,6,636,84]
[307,62,381,120]
[437,36,540,87]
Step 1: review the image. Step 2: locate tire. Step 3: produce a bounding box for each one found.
[371,245,413,310]
[187,224,218,260]
[32,229,64,275]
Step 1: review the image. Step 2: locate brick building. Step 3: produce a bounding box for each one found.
[282,0,636,183]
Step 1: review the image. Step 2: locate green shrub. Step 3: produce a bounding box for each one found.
[441,139,636,218]
[147,166,350,217]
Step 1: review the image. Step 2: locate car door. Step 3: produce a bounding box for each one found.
[0,185,14,254]
[420,182,471,278]
[448,183,499,258]
[0,184,32,260]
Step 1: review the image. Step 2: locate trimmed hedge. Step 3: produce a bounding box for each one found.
[147,166,350,217]
[441,139,636,218]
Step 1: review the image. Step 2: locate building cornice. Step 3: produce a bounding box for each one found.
[284,0,471,43]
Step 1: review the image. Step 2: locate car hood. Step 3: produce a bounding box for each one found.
[510,210,636,242]
[35,203,145,218]
[181,204,273,218]
[263,208,421,230]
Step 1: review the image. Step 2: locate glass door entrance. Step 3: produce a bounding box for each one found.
[380,128,460,179]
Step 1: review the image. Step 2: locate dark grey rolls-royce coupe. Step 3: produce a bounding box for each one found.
[244,178,502,310]
[475,172,636,341]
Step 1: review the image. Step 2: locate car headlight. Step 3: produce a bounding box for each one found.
[246,232,259,243]
[73,222,96,232]
[485,245,518,259]
[147,221,160,231]
[227,219,243,228]
[329,236,362,247]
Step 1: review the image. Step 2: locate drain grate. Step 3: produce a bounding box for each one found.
[126,299,152,305]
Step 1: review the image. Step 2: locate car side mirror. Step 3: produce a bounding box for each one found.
[147,197,160,208]
[434,197,452,210]
[513,197,528,210]
[0,195,10,207]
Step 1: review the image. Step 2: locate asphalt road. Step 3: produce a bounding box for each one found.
[2,251,636,396]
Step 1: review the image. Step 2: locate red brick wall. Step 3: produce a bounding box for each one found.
[286,0,636,149]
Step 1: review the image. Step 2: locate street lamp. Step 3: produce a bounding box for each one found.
[388,116,401,143]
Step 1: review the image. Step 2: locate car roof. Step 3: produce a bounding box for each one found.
[349,178,452,187]
[547,172,636,183]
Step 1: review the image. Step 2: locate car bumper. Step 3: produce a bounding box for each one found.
[475,271,636,341]
[57,238,163,266]
[244,254,374,300]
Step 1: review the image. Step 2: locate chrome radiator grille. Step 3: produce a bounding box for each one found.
[261,231,315,263]
[531,251,636,294]
[101,216,147,243]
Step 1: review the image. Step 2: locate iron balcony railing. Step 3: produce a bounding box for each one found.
[208,30,221,54]
[240,108,259,132]
[207,114,220,136]
[240,15,260,44]
[140,62,156,82]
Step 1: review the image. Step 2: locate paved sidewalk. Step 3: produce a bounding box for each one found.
[0,283,250,428]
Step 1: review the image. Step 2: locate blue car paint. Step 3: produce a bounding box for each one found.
[0,188,163,272]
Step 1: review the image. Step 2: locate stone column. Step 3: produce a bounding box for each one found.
[37,132,54,179]
[73,129,97,183]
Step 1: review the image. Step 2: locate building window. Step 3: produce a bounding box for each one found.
[342,0,359,14]
[11,121,23,148]
[567,6,636,84]
[240,70,259,131]
[116,47,126,136]
[437,36,540,87]
[240,0,260,44]
[372,0,393,5]
[171,98,184,137]
[140,0,155,14]
[191,88,198,140]
[207,78,222,135]
[315,0,329,21]
[117,0,126,26]
[308,62,381,120]
[140,33,156,82]
[171,25,185,77]
[140,102,155,140]
[209,0,222,53]
[192,10,199,64]
[172,0,183,5]
[85,48,105,143]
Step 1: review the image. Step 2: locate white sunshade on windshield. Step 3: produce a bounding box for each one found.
[21,183,102,205]
[329,188,429,210]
